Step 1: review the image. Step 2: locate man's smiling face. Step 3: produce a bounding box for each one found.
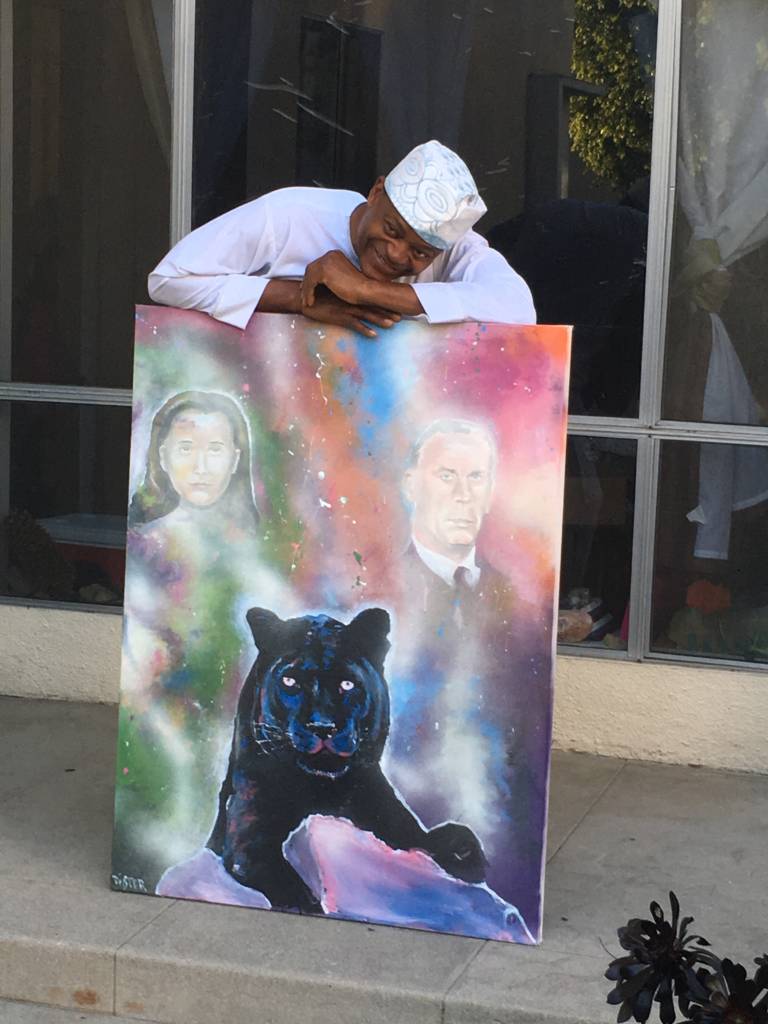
[404,430,495,562]
[351,177,441,282]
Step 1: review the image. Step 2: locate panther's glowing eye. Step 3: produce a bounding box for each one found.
[339,680,355,692]
[282,676,297,688]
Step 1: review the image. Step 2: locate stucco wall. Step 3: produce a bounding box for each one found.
[1,604,766,774]
[0,605,123,703]
[554,655,768,774]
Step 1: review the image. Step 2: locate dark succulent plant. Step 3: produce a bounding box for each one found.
[606,893,719,1023]
[687,957,768,1024]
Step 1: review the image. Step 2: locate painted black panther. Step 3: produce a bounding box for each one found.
[207,606,486,912]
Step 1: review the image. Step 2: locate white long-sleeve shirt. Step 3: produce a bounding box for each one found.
[148,187,536,329]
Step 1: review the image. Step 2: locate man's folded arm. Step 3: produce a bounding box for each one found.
[148,270,273,330]
[147,198,278,330]
[412,235,537,325]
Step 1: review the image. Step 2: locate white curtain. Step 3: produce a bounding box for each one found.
[676,0,768,559]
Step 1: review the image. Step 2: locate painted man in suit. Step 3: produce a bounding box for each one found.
[386,418,541,875]
[400,417,514,636]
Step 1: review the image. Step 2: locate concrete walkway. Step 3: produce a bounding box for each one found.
[0,695,765,1024]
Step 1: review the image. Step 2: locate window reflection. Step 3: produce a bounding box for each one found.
[1,403,130,606]
[490,196,647,417]
[662,0,768,427]
[11,0,172,388]
[653,440,768,663]
[559,436,636,650]
[193,0,655,417]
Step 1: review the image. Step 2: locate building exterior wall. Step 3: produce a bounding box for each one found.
[2,604,765,774]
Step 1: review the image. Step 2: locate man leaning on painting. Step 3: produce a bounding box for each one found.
[147,139,582,638]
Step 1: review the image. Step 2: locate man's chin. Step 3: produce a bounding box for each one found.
[444,531,477,549]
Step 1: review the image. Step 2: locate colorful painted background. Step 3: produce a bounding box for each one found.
[113,306,570,942]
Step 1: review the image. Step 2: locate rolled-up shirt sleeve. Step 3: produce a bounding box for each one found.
[411,232,536,325]
[147,200,276,330]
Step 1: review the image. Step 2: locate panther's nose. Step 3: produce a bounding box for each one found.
[308,716,336,739]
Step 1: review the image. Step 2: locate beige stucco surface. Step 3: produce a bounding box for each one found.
[1,604,766,773]
[554,654,768,774]
[0,605,123,704]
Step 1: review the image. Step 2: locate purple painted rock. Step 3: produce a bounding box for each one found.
[156,847,271,909]
[284,815,534,943]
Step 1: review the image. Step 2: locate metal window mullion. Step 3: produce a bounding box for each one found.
[557,640,634,660]
[627,433,660,659]
[638,0,682,428]
[568,415,643,438]
[0,382,132,406]
[654,420,768,446]
[0,0,13,561]
[0,0,12,382]
[648,649,768,673]
[170,0,196,244]
[569,417,768,446]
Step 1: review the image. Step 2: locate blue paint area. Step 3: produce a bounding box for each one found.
[334,367,359,411]
[325,858,532,943]
[389,651,443,726]
[468,701,513,804]
[164,665,194,692]
[352,324,420,459]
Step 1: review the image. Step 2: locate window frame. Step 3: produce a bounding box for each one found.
[570,0,768,670]
[2,0,767,672]
[0,0,191,613]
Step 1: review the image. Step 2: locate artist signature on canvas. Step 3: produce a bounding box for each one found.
[112,872,148,893]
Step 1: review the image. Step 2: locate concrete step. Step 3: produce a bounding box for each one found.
[0,1002,140,1023]
[1,696,767,1024]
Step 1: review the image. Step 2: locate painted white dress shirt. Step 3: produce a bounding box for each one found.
[148,187,536,330]
[412,538,481,588]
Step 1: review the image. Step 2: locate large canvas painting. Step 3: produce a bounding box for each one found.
[112,307,571,944]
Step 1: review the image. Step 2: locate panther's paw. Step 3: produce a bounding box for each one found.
[275,883,324,916]
[424,822,487,884]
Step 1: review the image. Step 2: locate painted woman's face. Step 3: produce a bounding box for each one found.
[159,410,241,509]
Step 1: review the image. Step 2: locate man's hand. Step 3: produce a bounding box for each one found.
[302,287,400,338]
[302,250,372,309]
[255,279,399,338]
[302,250,425,318]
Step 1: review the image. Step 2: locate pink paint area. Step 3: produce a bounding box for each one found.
[156,848,271,909]
[286,816,535,943]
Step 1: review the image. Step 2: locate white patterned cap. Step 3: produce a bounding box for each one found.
[384,140,487,251]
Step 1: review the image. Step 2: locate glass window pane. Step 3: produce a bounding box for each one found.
[192,0,655,416]
[10,0,173,388]
[559,435,636,651]
[653,439,768,663]
[0,402,129,605]
[661,0,768,425]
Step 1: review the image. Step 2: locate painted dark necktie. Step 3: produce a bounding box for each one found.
[453,565,473,628]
